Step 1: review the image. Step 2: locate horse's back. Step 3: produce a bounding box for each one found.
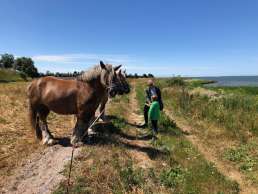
[27,76,80,114]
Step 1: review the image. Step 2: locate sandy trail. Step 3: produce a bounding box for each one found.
[1,141,81,194]
[120,82,155,169]
[164,109,258,194]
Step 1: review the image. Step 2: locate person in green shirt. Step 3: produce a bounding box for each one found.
[148,95,160,139]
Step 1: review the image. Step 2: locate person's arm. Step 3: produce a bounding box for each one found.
[145,88,151,104]
[156,87,163,110]
[156,87,161,100]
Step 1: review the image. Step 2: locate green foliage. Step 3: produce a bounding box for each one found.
[0,68,26,82]
[0,53,14,68]
[135,80,240,194]
[0,53,39,78]
[14,57,39,77]
[188,79,216,88]
[166,77,186,87]
[119,161,144,191]
[163,84,258,139]
[224,142,258,173]
[159,113,177,129]
[208,86,258,96]
[224,149,246,162]
[160,166,185,188]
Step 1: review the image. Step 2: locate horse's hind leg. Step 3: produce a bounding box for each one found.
[38,107,57,146]
[71,112,95,146]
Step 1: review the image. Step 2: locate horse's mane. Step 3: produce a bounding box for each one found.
[77,64,113,82]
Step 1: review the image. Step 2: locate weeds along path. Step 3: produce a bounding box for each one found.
[164,109,258,194]
[120,81,155,169]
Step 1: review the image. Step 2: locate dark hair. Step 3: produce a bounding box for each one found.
[152,95,158,101]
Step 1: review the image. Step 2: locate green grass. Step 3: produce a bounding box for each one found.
[135,80,240,194]
[161,82,258,140]
[53,80,240,194]
[186,79,216,88]
[207,86,258,96]
[224,140,258,183]
[0,68,27,82]
[156,77,258,186]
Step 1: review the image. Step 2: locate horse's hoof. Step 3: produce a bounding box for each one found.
[70,136,83,147]
[47,138,57,146]
[70,140,83,147]
[88,128,96,135]
[42,138,57,146]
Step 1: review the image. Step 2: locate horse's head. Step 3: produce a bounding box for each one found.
[116,69,130,95]
[99,61,123,98]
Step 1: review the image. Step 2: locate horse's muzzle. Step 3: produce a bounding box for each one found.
[109,90,117,97]
[124,86,130,94]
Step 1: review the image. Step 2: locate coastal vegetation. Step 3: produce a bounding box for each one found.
[158,77,258,186]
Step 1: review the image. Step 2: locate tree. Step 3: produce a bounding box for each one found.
[0,53,14,68]
[147,73,154,78]
[14,57,39,77]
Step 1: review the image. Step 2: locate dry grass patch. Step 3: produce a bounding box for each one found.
[0,82,74,187]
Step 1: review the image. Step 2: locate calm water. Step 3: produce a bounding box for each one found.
[195,76,258,87]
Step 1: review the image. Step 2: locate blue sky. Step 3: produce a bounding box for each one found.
[0,0,258,76]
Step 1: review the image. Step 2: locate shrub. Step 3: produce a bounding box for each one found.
[159,166,185,188]
[166,77,186,87]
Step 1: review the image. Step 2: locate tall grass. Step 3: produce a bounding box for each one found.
[161,79,258,141]
[134,80,239,194]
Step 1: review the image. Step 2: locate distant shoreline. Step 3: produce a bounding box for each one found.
[190,76,258,87]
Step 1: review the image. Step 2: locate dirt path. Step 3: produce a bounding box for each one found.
[1,143,81,194]
[121,82,155,169]
[164,109,257,194]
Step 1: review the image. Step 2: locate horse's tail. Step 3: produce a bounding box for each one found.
[27,82,42,139]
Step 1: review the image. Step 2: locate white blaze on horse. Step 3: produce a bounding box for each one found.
[27,61,124,146]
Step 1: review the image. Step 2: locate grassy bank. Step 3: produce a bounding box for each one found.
[159,77,258,185]
[135,80,239,194]
[0,68,27,82]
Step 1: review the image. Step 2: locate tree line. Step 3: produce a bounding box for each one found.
[0,53,155,79]
[0,53,39,78]
[126,73,154,78]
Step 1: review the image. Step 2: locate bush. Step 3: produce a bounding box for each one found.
[166,77,186,87]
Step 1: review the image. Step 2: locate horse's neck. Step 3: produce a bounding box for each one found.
[88,77,107,96]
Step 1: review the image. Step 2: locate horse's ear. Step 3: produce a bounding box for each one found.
[114,65,122,71]
[118,69,122,75]
[100,61,106,70]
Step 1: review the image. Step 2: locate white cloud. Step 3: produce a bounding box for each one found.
[32,53,131,64]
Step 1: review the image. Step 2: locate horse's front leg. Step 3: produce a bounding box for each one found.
[71,117,90,146]
[99,97,108,121]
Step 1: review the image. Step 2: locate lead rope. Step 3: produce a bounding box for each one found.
[66,108,106,194]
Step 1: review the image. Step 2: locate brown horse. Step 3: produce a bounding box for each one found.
[27,61,122,146]
[99,69,130,121]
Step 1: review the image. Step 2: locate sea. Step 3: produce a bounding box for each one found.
[193,76,258,87]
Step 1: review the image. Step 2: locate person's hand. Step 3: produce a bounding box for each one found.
[145,102,151,106]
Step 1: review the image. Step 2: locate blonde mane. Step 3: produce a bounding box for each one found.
[77,64,113,83]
